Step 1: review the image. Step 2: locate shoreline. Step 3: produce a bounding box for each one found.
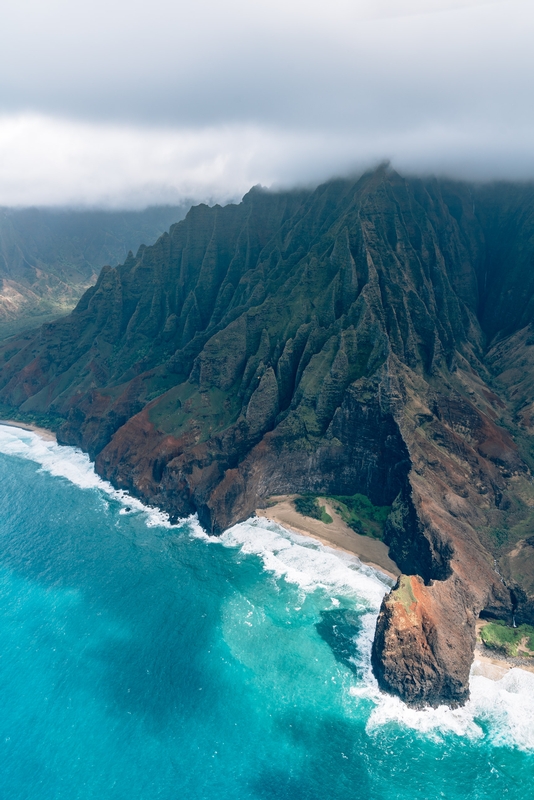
[472,645,534,680]
[473,620,534,679]
[258,498,534,682]
[0,427,530,684]
[256,495,401,581]
[0,419,57,442]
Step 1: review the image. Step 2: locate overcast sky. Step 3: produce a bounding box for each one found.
[1,0,532,207]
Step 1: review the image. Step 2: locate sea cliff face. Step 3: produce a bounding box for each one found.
[1,166,534,707]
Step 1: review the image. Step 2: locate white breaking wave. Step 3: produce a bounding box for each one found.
[0,425,395,608]
[361,665,534,753]
[217,517,391,607]
[0,424,190,529]
[1,423,533,752]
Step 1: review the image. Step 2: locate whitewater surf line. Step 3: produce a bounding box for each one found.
[0,422,533,752]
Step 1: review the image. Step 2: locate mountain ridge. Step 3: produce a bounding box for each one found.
[0,204,190,338]
[2,166,534,707]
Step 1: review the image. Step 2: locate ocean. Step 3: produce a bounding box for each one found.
[0,424,532,800]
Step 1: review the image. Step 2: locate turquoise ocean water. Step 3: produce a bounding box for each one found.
[0,424,532,800]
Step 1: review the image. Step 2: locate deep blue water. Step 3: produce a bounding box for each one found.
[0,425,532,800]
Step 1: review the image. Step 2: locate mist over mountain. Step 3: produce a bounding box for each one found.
[2,166,534,707]
[0,204,190,338]
[0,2,532,207]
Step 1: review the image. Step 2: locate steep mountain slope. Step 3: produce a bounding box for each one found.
[0,204,189,338]
[1,167,534,707]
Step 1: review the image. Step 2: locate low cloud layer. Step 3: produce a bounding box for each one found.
[1,1,532,207]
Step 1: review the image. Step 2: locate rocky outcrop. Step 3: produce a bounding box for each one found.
[372,575,476,708]
[1,166,534,708]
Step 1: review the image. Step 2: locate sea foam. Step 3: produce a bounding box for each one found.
[1,423,533,752]
[218,517,391,606]
[0,425,390,605]
[0,424,186,529]
[361,665,534,752]
[215,522,534,753]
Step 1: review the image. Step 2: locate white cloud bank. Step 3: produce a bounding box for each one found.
[1,114,533,209]
[0,0,533,206]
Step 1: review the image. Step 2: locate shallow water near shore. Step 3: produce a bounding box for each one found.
[0,424,533,799]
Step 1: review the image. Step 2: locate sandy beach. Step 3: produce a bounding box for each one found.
[256,495,401,580]
[470,648,534,681]
[0,419,57,442]
[472,620,534,679]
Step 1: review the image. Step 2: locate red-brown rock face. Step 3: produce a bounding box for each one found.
[372,575,474,707]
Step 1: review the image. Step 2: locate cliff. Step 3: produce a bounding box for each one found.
[1,166,534,707]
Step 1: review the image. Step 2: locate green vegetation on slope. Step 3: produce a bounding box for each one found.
[293,492,390,535]
[293,496,333,524]
[148,383,242,441]
[480,620,534,658]
[395,575,417,613]
[0,403,63,432]
[0,204,189,340]
[328,493,390,539]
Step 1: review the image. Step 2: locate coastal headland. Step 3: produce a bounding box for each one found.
[2,168,534,708]
[258,495,534,683]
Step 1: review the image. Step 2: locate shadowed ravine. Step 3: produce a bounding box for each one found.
[2,165,534,707]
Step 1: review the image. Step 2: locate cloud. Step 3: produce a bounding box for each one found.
[1,1,517,128]
[0,0,532,206]
[2,113,533,209]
